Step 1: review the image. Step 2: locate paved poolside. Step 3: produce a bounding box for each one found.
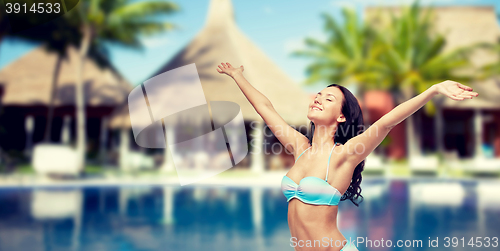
[0,168,497,188]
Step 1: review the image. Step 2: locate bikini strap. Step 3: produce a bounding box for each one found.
[326,143,337,181]
[295,146,311,163]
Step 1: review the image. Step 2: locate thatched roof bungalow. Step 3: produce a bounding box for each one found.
[365,6,500,158]
[110,0,312,171]
[0,45,131,156]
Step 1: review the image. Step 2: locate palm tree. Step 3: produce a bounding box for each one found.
[0,4,11,50]
[296,2,477,158]
[477,43,500,79]
[293,7,385,90]
[61,0,178,170]
[368,2,477,157]
[14,16,81,142]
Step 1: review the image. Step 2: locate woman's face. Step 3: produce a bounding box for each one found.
[307,86,346,125]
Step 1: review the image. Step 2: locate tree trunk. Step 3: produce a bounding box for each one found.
[435,105,444,153]
[75,25,92,171]
[406,115,422,157]
[400,87,422,159]
[44,53,63,142]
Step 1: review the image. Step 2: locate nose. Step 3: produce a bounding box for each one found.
[314,98,321,105]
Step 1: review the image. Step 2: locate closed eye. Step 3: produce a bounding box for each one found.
[327,99,332,101]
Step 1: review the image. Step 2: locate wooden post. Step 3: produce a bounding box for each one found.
[474,109,484,159]
[24,115,34,157]
[251,120,265,173]
[119,128,130,171]
[99,117,109,164]
[161,123,176,172]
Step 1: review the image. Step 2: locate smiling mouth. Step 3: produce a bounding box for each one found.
[311,107,322,111]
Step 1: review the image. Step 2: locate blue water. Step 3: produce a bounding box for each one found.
[0,179,499,251]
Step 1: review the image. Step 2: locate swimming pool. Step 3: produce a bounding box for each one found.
[0,179,499,250]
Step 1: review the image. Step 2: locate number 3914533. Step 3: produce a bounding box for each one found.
[5,2,61,14]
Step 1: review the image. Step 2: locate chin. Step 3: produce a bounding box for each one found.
[307,113,318,123]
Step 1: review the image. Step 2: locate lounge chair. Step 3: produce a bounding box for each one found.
[32,144,81,176]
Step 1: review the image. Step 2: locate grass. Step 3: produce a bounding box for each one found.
[388,160,411,177]
[16,164,35,174]
[85,165,105,174]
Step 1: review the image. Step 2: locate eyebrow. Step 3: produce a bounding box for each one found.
[317,92,337,99]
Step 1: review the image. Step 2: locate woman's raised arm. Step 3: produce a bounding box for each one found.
[342,80,479,168]
[217,62,309,154]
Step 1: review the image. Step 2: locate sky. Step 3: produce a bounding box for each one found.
[1,0,499,94]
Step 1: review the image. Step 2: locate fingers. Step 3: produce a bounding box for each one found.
[216,62,236,73]
[442,89,464,101]
[456,94,473,99]
[449,95,464,101]
[217,63,226,74]
[218,62,237,68]
[216,62,240,73]
[457,82,473,91]
[458,90,479,99]
[452,91,480,100]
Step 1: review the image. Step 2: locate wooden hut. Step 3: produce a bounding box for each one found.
[0,45,132,161]
[364,6,500,162]
[111,0,311,172]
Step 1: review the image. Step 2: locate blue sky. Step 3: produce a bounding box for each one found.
[1,0,499,94]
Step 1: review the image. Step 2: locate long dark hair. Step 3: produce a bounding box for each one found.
[306,84,364,206]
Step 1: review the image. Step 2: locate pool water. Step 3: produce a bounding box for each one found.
[0,179,499,250]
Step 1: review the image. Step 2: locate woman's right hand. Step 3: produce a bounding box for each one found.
[216,62,244,78]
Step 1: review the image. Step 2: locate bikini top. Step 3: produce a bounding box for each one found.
[281,143,343,206]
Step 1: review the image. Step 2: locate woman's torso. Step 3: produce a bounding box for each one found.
[284,143,354,251]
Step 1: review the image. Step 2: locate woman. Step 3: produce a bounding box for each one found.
[216,62,478,250]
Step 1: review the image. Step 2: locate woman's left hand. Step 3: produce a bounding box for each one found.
[433,80,479,101]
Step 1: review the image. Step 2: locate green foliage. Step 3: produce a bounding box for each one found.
[293,7,383,90]
[477,43,500,79]
[295,1,481,115]
[65,0,178,50]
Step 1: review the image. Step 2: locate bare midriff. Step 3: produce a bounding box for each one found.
[288,198,348,251]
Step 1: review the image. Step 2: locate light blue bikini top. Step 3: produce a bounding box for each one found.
[281,143,343,206]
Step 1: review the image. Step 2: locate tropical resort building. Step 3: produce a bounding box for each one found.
[110,0,311,172]
[364,6,500,172]
[1,1,499,175]
[0,46,131,168]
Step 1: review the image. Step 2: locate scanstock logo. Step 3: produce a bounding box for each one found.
[128,63,248,185]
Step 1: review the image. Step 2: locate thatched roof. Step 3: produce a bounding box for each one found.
[0,45,132,107]
[365,6,500,109]
[110,0,310,128]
